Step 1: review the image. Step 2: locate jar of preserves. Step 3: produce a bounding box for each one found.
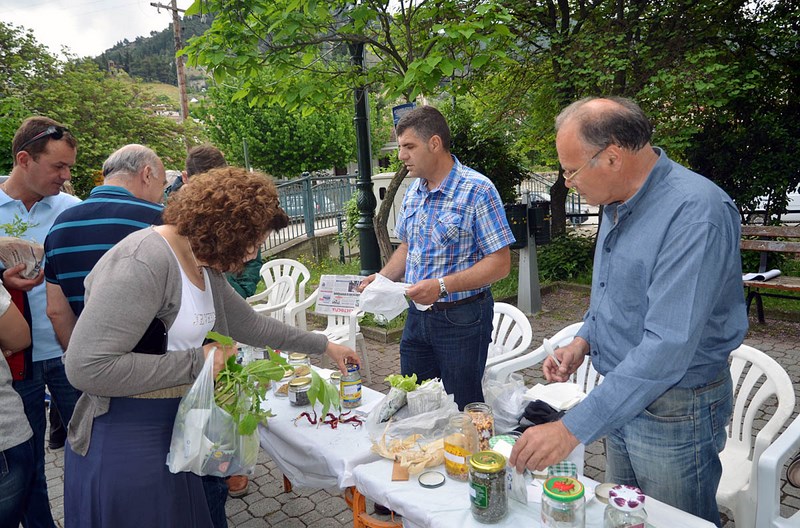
[287,352,310,367]
[329,371,341,389]
[443,414,479,481]
[469,450,507,524]
[541,476,585,528]
[340,363,362,408]
[547,460,578,480]
[288,376,312,407]
[603,485,647,528]
[464,402,495,451]
[272,366,294,398]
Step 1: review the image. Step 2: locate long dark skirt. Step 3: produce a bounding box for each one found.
[64,397,213,528]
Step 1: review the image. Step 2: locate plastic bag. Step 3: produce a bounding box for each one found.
[483,373,527,434]
[366,384,458,444]
[166,349,258,477]
[406,379,444,416]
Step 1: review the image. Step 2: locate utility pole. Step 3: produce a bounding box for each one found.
[151,0,190,123]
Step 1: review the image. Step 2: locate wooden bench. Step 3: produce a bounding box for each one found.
[741,225,800,323]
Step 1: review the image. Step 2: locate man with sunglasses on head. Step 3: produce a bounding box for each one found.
[509,97,747,526]
[0,116,80,528]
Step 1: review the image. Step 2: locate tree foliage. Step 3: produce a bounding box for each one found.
[198,81,356,177]
[183,0,516,110]
[0,22,202,197]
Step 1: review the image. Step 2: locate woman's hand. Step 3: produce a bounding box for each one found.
[203,341,237,376]
[324,341,361,373]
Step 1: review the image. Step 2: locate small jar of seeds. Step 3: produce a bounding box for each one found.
[468,450,507,524]
[288,377,312,407]
[464,402,495,451]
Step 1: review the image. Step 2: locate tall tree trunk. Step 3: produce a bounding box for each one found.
[374,166,409,266]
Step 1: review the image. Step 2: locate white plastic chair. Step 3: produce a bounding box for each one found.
[755,414,800,527]
[717,344,796,528]
[484,302,533,370]
[257,259,312,329]
[245,276,295,322]
[485,322,584,383]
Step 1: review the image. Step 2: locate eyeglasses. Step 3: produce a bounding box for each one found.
[15,126,70,156]
[562,146,607,181]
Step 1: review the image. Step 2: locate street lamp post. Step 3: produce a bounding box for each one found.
[348,40,381,276]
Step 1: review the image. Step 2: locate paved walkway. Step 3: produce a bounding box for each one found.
[44,286,799,527]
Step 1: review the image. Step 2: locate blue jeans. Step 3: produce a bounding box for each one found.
[401,293,494,410]
[201,475,228,528]
[605,368,732,527]
[13,357,80,528]
[0,437,35,528]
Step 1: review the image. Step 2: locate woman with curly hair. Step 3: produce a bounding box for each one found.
[62,168,360,528]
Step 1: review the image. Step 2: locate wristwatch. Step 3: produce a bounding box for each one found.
[438,278,449,298]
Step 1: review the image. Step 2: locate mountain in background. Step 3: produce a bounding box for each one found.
[92,14,212,89]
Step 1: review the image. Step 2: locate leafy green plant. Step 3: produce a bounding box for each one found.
[0,214,38,238]
[207,332,286,435]
[537,234,595,283]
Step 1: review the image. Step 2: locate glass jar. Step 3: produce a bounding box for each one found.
[288,376,312,407]
[287,352,310,367]
[469,450,507,524]
[541,476,585,528]
[464,402,495,451]
[329,371,341,390]
[443,414,479,481]
[272,366,294,398]
[603,485,647,528]
[340,363,362,408]
[547,460,578,480]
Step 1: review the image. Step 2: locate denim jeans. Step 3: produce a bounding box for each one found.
[605,368,732,527]
[12,357,81,528]
[201,475,228,528]
[401,292,494,410]
[0,437,35,528]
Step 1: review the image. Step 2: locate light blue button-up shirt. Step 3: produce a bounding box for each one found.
[563,149,748,444]
[1,190,81,362]
[394,156,515,301]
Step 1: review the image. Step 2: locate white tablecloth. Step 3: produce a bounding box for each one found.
[257,372,384,489]
[352,458,716,528]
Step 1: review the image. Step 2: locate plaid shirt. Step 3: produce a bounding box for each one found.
[395,156,515,301]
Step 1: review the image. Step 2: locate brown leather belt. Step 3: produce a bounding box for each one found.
[429,291,487,311]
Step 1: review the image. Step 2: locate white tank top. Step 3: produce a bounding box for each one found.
[160,237,216,351]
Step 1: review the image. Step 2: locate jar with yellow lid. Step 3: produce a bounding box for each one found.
[468,450,507,523]
[541,476,585,527]
[272,366,295,398]
[288,377,311,407]
[287,352,310,367]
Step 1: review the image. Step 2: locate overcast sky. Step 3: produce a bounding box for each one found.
[0,0,193,58]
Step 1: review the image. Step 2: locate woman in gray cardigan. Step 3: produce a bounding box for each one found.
[63,168,360,528]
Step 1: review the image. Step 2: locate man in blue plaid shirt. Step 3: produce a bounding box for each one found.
[360,105,515,409]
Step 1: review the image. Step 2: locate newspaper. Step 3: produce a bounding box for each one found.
[315,274,363,315]
[0,237,44,279]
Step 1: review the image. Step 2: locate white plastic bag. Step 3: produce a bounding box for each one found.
[483,373,527,434]
[166,349,258,477]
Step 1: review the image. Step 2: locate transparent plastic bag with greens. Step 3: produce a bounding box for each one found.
[167,336,284,476]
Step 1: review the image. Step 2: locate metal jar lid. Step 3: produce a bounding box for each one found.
[288,376,312,389]
[329,372,342,381]
[288,353,308,362]
[469,451,506,473]
[543,477,585,502]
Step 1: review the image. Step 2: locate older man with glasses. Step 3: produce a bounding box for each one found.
[510,97,747,526]
[0,116,81,528]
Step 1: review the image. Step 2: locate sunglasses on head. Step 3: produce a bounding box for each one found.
[15,125,70,155]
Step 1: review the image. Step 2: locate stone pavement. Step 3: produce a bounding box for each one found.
[43,285,799,527]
